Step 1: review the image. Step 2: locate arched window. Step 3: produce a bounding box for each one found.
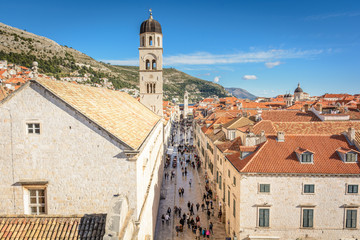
[153,83,156,93]
[157,37,160,46]
[152,60,156,70]
[147,83,150,93]
[149,36,153,46]
[142,36,145,46]
[146,60,150,70]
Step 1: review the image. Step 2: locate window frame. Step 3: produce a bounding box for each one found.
[301,153,313,163]
[24,185,47,215]
[27,122,41,134]
[258,208,270,228]
[301,208,314,228]
[346,153,357,163]
[345,209,358,229]
[303,184,315,194]
[259,184,270,193]
[347,184,359,194]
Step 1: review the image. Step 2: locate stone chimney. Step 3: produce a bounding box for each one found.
[347,127,356,144]
[277,131,285,142]
[304,104,310,112]
[316,103,323,113]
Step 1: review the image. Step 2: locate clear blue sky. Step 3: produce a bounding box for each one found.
[1,0,359,97]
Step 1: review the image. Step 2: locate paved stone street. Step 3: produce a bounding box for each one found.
[155,121,227,240]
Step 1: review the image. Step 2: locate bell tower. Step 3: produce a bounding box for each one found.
[139,9,163,116]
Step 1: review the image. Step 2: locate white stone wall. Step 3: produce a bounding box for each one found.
[135,120,164,239]
[237,174,360,240]
[0,84,137,215]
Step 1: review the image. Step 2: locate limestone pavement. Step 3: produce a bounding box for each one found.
[155,122,227,240]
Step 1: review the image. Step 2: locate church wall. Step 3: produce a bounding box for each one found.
[0,84,137,215]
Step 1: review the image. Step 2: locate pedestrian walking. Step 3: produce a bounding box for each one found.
[201,203,205,211]
[187,201,191,210]
[189,179,192,187]
[206,229,210,238]
[165,214,170,225]
[161,214,165,225]
[209,222,213,234]
[207,209,211,220]
[178,207,182,217]
[167,207,171,217]
[196,202,200,212]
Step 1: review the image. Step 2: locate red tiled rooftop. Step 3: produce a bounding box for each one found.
[227,135,360,174]
[260,110,320,122]
[274,122,360,135]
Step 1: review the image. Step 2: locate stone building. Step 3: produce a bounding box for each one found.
[139,11,163,117]
[0,78,164,239]
[184,91,189,119]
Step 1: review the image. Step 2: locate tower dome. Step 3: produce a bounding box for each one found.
[140,11,162,34]
[294,83,303,93]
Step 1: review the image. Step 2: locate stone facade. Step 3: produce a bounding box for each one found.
[0,81,164,239]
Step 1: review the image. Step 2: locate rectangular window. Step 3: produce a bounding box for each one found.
[346,209,357,228]
[304,184,315,194]
[228,170,230,178]
[259,184,270,193]
[233,199,236,217]
[302,209,314,228]
[259,209,270,227]
[346,153,357,162]
[228,190,230,206]
[348,185,359,194]
[219,176,222,189]
[301,153,312,163]
[233,176,236,186]
[27,123,40,134]
[216,171,219,184]
[29,189,46,215]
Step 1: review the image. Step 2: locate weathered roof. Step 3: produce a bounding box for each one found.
[35,79,161,149]
[222,117,254,129]
[0,214,106,239]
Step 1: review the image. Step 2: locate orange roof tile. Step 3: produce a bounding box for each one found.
[0,215,105,239]
[227,135,360,174]
[252,120,277,135]
[261,110,320,122]
[274,122,360,135]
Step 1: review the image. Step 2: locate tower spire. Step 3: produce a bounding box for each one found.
[149,9,153,19]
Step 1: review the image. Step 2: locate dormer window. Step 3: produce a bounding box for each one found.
[346,153,357,162]
[337,147,359,163]
[301,153,313,163]
[295,148,314,164]
[228,130,235,140]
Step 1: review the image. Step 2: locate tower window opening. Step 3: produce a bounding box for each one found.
[153,83,156,93]
[149,36,153,46]
[142,36,145,46]
[152,60,156,70]
[157,37,160,46]
[146,60,150,70]
[147,83,150,93]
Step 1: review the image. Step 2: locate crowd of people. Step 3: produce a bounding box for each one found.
[160,118,223,239]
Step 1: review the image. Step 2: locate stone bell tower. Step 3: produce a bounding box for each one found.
[184,91,189,119]
[139,9,163,117]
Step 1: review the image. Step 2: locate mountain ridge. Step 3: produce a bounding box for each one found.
[0,22,254,101]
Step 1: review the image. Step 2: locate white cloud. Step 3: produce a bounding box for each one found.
[102,48,325,66]
[213,76,220,83]
[242,75,257,80]
[305,11,360,21]
[265,61,282,68]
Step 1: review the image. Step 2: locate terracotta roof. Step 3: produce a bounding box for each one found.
[0,214,106,239]
[260,110,320,122]
[337,147,360,154]
[252,120,277,135]
[295,147,315,154]
[0,86,8,101]
[274,122,360,135]
[227,135,360,174]
[356,131,360,146]
[33,79,161,149]
[222,117,254,129]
